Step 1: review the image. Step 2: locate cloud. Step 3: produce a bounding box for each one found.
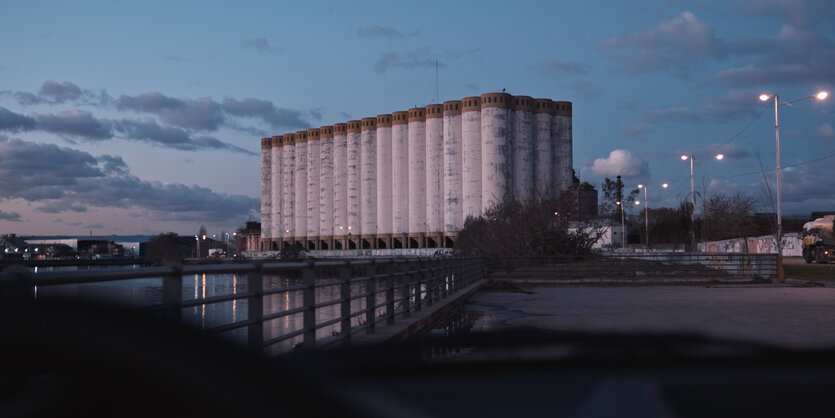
[645,107,704,124]
[31,109,113,140]
[0,137,258,222]
[221,97,312,130]
[619,122,653,137]
[536,58,590,76]
[240,37,276,52]
[733,0,835,30]
[704,142,750,159]
[599,11,725,77]
[0,106,36,132]
[374,47,442,73]
[113,119,254,154]
[643,90,761,125]
[818,123,835,139]
[587,149,650,178]
[0,210,21,222]
[117,92,224,131]
[357,25,419,39]
[567,80,601,101]
[39,81,83,103]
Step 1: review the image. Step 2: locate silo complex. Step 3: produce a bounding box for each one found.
[261,91,572,250]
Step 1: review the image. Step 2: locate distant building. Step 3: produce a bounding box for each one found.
[560,180,598,220]
[234,222,261,256]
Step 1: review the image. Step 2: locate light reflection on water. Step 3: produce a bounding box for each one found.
[31,265,390,355]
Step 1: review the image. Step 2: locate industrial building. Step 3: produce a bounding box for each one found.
[260,92,573,250]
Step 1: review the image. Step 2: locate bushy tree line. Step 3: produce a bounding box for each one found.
[454,198,603,257]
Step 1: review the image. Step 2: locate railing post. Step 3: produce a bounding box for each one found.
[302,260,316,350]
[402,260,411,318]
[247,263,263,355]
[386,260,395,325]
[413,259,422,312]
[423,258,433,307]
[162,264,183,324]
[365,260,376,334]
[339,261,352,345]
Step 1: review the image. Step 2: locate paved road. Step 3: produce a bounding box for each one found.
[468,285,835,349]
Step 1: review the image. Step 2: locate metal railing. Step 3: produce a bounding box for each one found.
[485,253,779,281]
[0,257,485,355]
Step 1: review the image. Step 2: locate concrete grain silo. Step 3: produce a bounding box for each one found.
[443,100,463,246]
[294,130,308,247]
[306,128,320,250]
[461,97,482,221]
[260,138,272,250]
[270,136,283,249]
[391,111,409,248]
[533,99,553,199]
[360,118,377,249]
[375,114,393,249]
[555,101,573,193]
[407,108,426,248]
[346,121,362,249]
[511,96,533,203]
[425,104,444,248]
[480,93,511,211]
[332,124,348,249]
[318,126,334,250]
[281,133,295,248]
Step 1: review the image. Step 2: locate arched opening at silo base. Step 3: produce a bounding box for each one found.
[271,241,279,251]
[361,239,372,249]
[294,240,304,248]
[393,238,403,249]
[334,240,343,250]
[444,237,455,248]
[426,237,438,248]
[348,239,358,249]
[320,241,329,250]
[282,241,293,249]
[377,239,387,249]
[409,238,420,248]
[307,240,316,251]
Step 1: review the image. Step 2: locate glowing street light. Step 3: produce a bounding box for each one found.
[758,90,828,257]
[615,201,625,249]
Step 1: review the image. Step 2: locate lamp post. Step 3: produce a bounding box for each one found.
[681,154,723,251]
[616,201,625,249]
[758,90,828,257]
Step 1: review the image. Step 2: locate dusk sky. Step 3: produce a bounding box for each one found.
[1,0,833,237]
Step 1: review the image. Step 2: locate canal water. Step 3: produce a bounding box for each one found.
[31,265,387,354]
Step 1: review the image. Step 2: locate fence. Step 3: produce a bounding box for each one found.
[0,257,484,355]
[485,253,779,281]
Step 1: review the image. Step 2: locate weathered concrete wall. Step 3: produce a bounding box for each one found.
[294,131,308,244]
[698,233,802,257]
[306,129,320,246]
[425,104,444,236]
[461,97,482,219]
[511,96,533,203]
[553,102,573,194]
[376,115,393,237]
[319,127,334,241]
[360,118,377,241]
[260,138,272,245]
[391,112,409,235]
[346,122,362,238]
[281,134,296,241]
[332,125,347,241]
[533,99,553,199]
[481,93,511,211]
[443,101,463,234]
[270,136,282,242]
[408,108,426,236]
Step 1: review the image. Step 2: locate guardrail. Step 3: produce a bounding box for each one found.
[485,253,779,281]
[0,257,485,355]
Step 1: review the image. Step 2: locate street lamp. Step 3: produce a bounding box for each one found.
[681,154,724,251]
[758,90,828,257]
[637,183,670,249]
[615,201,625,249]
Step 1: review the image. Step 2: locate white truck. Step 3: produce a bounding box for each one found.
[801,215,835,264]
